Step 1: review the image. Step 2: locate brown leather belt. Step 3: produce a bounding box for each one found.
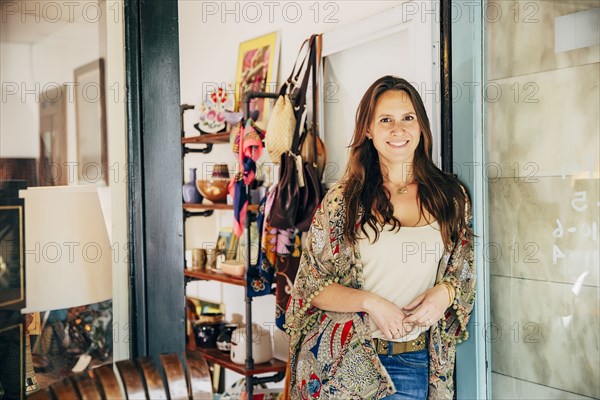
[373,332,427,355]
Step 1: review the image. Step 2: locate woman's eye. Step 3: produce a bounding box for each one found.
[380,117,392,123]
[404,115,415,121]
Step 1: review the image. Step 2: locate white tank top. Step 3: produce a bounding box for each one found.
[359,221,444,342]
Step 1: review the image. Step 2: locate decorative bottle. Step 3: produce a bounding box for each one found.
[182,167,202,204]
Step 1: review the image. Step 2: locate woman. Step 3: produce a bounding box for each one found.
[284,76,476,399]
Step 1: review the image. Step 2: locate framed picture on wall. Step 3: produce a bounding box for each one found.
[235,31,280,129]
[0,318,25,399]
[74,58,108,186]
[216,228,239,261]
[39,85,68,186]
[0,197,25,310]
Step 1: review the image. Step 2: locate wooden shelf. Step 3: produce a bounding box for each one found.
[186,345,287,376]
[182,132,230,145]
[184,268,245,287]
[183,203,259,212]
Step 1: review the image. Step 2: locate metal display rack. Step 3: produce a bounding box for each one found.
[181,91,285,398]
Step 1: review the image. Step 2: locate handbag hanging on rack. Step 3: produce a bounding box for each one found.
[265,36,315,164]
[269,34,324,232]
[299,127,327,181]
[295,33,325,231]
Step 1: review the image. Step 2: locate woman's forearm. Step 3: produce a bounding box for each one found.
[311,282,378,313]
[311,283,410,338]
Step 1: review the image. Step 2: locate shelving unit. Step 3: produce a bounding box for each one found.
[183,203,259,212]
[184,268,245,287]
[180,92,284,398]
[181,131,230,144]
[186,332,287,376]
[183,203,259,219]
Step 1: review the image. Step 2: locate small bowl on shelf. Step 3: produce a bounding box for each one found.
[196,179,229,203]
[220,260,245,278]
[211,163,231,180]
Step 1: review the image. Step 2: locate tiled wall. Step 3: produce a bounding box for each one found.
[486,1,599,398]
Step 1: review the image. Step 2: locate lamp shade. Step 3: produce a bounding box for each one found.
[19,186,112,313]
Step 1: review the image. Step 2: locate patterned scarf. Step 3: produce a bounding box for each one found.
[229,120,263,238]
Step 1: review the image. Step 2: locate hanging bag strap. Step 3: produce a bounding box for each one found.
[309,34,321,165]
[280,38,312,97]
[291,34,317,153]
[297,34,321,165]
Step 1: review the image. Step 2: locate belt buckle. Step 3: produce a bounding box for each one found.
[375,338,389,354]
[411,334,425,351]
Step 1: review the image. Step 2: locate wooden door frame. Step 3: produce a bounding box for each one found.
[122,0,454,358]
[124,0,184,357]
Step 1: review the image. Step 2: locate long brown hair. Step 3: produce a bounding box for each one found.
[342,76,472,249]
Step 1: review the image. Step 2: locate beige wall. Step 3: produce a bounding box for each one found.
[486,1,599,398]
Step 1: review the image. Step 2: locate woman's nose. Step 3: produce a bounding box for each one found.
[390,121,407,134]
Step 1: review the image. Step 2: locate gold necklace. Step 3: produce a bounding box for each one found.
[385,178,414,195]
[396,184,410,195]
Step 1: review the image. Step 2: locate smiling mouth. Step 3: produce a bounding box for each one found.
[388,140,409,148]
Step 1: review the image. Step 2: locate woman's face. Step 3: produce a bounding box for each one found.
[367,90,421,169]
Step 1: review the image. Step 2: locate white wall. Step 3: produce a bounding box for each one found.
[0,42,38,157]
[0,17,100,183]
[179,0,407,387]
[34,23,100,181]
[179,1,405,108]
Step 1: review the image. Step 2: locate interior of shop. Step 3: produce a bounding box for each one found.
[0,1,598,399]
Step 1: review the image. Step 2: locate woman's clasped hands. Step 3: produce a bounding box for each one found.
[402,285,452,328]
[365,295,414,340]
[366,284,452,340]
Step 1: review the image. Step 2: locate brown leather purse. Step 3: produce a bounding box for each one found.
[294,158,323,232]
[300,127,327,180]
[295,34,325,231]
[269,151,300,229]
[294,128,324,232]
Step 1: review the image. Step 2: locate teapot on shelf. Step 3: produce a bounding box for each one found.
[230,323,273,365]
[216,323,238,353]
[192,312,225,348]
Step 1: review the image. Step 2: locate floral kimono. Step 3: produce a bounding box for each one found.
[284,182,476,399]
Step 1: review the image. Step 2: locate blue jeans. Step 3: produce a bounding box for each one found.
[378,348,429,400]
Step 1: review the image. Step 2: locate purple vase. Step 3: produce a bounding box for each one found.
[183,168,202,204]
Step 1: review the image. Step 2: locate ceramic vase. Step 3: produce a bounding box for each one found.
[183,168,202,204]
